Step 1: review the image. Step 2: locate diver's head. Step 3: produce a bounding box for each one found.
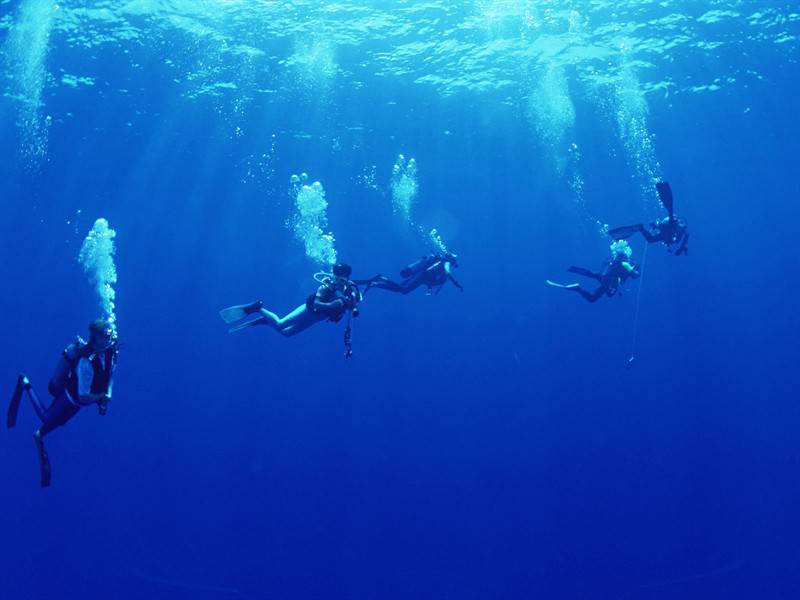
[444,252,459,267]
[88,319,116,351]
[332,263,352,280]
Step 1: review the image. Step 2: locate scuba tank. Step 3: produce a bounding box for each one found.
[400,255,438,279]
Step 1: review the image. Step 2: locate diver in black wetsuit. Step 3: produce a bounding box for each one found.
[219,263,362,337]
[609,181,689,255]
[547,241,641,303]
[357,253,463,295]
[7,319,118,487]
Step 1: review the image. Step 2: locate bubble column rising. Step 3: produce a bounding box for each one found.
[4,0,56,164]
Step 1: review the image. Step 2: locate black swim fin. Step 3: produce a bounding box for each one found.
[656,181,674,218]
[608,225,643,240]
[7,374,29,429]
[34,434,51,488]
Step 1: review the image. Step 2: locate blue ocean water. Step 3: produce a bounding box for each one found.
[1,1,799,598]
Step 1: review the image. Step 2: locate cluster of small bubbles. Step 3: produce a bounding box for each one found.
[289,173,337,266]
[240,134,277,189]
[5,0,57,166]
[527,64,575,175]
[614,67,663,212]
[610,239,633,259]
[290,37,337,100]
[78,218,118,328]
[429,228,449,254]
[390,154,418,222]
[356,165,379,192]
[567,143,585,199]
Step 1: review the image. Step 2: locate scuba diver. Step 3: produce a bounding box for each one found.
[547,240,641,303]
[219,263,362,354]
[357,252,463,296]
[7,319,118,487]
[609,181,689,255]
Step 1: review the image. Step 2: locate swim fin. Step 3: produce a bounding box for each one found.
[546,280,580,289]
[656,181,674,218]
[34,434,51,488]
[567,266,601,281]
[608,224,643,240]
[219,301,263,324]
[7,374,29,429]
[228,317,266,333]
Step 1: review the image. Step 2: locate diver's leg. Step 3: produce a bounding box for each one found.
[26,384,46,421]
[568,266,602,281]
[37,393,80,438]
[656,181,674,218]
[640,227,660,243]
[608,225,644,240]
[276,306,326,337]
[572,286,604,303]
[227,306,281,333]
[361,276,407,294]
[33,392,79,488]
[399,275,426,294]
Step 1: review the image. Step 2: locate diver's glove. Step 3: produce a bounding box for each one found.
[97,396,109,416]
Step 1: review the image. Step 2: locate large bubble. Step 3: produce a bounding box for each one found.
[289,173,338,266]
[79,218,118,327]
[390,154,418,223]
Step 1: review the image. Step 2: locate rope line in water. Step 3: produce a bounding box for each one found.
[628,241,649,367]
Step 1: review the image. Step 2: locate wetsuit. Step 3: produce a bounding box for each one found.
[8,338,116,486]
[567,256,640,303]
[226,279,361,337]
[41,341,115,435]
[359,255,463,295]
[610,217,689,255]
[609,181,689,255]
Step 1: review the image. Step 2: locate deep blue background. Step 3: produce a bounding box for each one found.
[2,6,800,599]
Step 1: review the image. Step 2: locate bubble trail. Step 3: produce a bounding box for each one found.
[613,66,663,212]
[289,173,338,266]
[79,218,118,328]
[4,0,56,165]
[390,154,418,223]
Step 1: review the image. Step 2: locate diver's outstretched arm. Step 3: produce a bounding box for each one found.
[311,297,346,318]
[448,274,464,291]
[675,233,689,256]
